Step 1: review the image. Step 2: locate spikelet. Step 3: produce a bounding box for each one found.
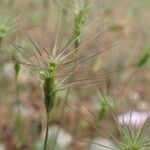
[73,0,88,48]
[40,61,57,120]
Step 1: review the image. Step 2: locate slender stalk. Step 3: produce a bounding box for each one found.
[14,60,21,148]
[43,121,49,150]
[15,73,20,129]
[13,53,21,118]
[43,114,51,150]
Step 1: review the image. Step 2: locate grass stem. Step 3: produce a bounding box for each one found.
[43,121,49,150]
[43,114,51,150]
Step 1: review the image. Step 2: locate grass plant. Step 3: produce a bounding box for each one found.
[0,1,148,150]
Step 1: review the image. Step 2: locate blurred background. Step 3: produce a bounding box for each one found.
[0,0,149,150]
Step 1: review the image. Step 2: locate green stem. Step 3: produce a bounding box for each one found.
[15,74,20,117]
[15,70,23,149]
[43,115,51,150]
[43,121,49,150]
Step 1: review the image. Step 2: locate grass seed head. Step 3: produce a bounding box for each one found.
[74,1,88,48]
[40,61,57,119]
[115,119,150,150]
[14,22,112,121]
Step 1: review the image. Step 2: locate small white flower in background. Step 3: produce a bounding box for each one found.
[117,111,150,128]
